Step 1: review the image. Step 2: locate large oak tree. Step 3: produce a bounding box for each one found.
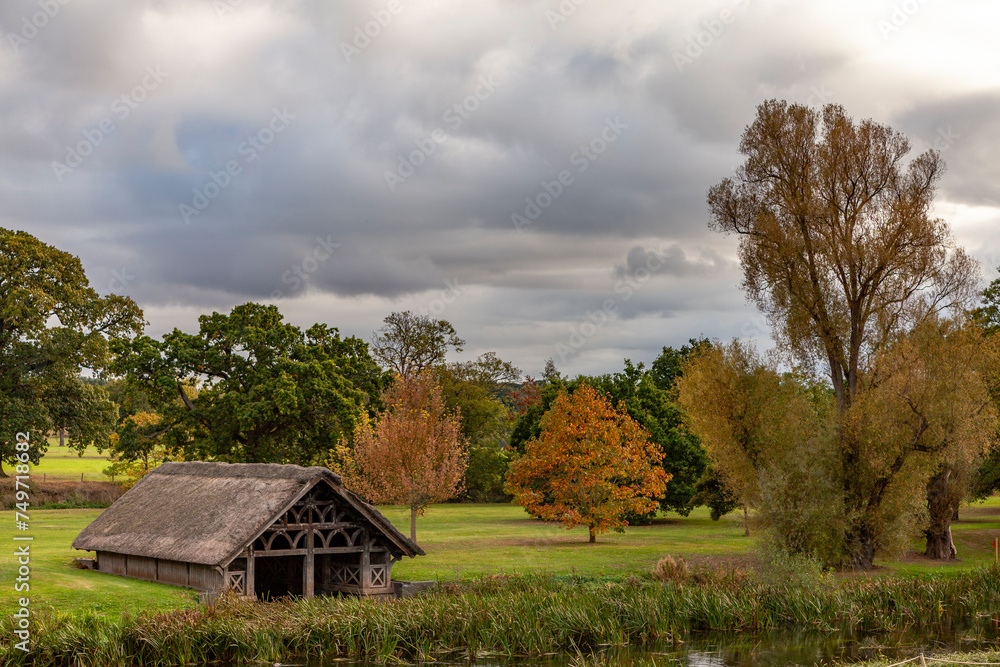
[707,101,980,568]
[111,302,384,465]
[0,229,143,474]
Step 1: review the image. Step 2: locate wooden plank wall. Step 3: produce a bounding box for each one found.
[189,563,221,590]
[98,552,126,576]
[157,559,190,586]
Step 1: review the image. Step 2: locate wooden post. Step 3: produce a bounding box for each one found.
[361,533,371,592]
[246,548,255,598]
[304,525,315,598]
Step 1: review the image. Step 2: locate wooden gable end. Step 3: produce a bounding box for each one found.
[228,479,398,597]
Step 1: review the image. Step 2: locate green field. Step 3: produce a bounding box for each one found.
[29,440,112,481]
[2,499,999,617]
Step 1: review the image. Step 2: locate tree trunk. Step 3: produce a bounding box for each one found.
[845,524,877,570]
[59,428,65,447]
[588,526,596,543]
[925,468,957,560]
[410,505,417,543]
[0,460,6,477]
[743,506,750,537]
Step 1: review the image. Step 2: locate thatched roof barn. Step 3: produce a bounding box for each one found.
[73,462,423,598]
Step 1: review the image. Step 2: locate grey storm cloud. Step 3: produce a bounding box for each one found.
[2,0,999,376]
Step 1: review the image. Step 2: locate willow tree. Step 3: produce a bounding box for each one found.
[707,101,980,568]
[677,342,842,561]
[850,318,999,560]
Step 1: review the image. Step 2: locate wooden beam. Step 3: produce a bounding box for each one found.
[263,521,364,531]
[254,546,387,557]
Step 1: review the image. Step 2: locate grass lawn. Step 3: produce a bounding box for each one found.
[2,499,998,617]
[385,504,751,581]
[893,495,1000,574]
[0,509,198,619]
[29,439,112,481]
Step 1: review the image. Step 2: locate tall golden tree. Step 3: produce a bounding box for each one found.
[678,342,843,561]
[707,100,981,568]
[332,372,466,542]
[506,384,671,543]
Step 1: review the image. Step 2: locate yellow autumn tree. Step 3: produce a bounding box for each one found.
[505,384,671,543]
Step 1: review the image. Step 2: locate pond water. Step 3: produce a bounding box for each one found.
[303,619,1000,666]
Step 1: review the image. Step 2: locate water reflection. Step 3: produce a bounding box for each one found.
[305,622,1000,667]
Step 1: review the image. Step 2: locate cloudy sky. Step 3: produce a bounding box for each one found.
[4,0,999,378]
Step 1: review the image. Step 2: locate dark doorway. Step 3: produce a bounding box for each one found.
[254,556,303,599]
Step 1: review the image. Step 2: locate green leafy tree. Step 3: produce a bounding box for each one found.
[433,352,522,502]
[112,302,385,465]
[972,269,1000,336]
[0,229,143,475]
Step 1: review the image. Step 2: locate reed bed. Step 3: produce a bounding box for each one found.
[4,568,999,666]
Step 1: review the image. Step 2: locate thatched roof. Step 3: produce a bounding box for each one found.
[73,462,423,566]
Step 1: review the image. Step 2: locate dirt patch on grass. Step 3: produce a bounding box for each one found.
[0,477,123,509]
[958,504,1000,521]
[954,529,1000,551]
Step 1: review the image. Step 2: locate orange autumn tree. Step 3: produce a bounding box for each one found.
[506,384,671,542]
[331,372,466,542]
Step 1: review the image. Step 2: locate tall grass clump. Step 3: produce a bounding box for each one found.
[651,555,689,583]
[3,568,999,666]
